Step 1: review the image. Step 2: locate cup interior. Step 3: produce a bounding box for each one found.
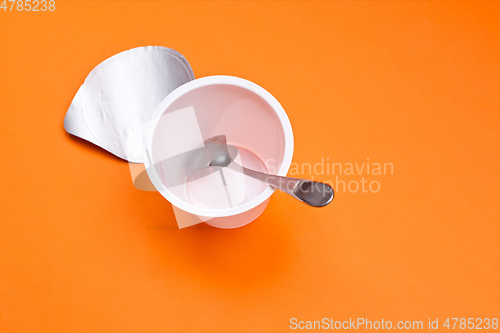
[148,76,292,217]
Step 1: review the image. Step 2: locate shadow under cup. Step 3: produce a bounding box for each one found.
[145,76,293,228]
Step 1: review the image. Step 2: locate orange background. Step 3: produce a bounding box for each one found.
[1,1,499,332]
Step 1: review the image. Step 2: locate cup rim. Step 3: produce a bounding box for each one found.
[144,75,294,218]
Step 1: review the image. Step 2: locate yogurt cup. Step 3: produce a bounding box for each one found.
[144,76,293,228]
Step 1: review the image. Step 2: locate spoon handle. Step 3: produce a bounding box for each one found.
[230,164,334,207]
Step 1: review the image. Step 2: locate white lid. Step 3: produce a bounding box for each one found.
[64,46,195,163]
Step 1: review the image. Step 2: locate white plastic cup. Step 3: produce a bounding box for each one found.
[144,76,293,228]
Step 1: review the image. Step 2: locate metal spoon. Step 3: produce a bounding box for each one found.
[194,135,334,207]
